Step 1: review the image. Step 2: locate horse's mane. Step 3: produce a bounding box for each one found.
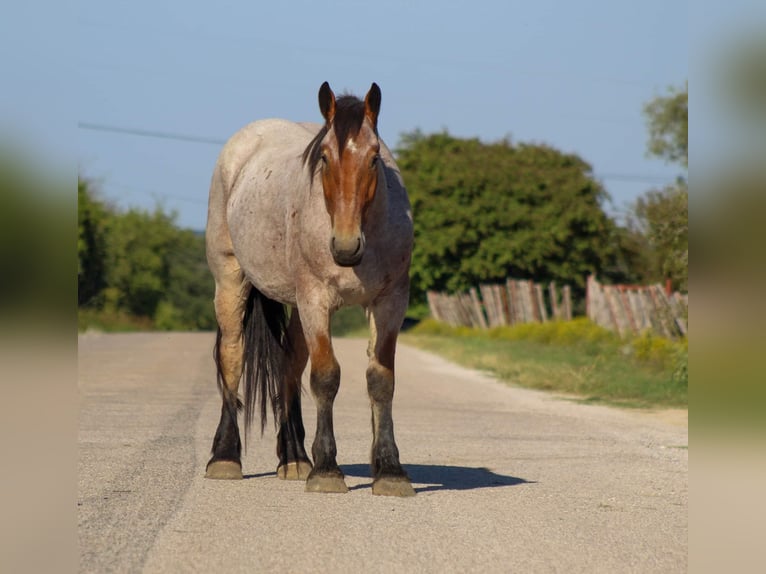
[302,95,369,174]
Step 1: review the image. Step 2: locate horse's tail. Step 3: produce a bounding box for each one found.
[241,286,290,440]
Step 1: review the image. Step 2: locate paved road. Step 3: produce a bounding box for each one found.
[78,332,687,573]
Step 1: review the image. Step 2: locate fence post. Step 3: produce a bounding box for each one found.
[469,287,488,329]
[550,281,561,320]
[535,283,548,322]
[562,285,572,321]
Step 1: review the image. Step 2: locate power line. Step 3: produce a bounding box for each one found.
[78,121,677,185]
[78,121,227,146]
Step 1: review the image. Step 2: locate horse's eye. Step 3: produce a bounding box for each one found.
[371,154,380,168]
[321,153,328,166]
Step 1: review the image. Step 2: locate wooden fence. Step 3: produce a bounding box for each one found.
[426,279,572,329]
[426,275,689,340]
[586,275,687,339]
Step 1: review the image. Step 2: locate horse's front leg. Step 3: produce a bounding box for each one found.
[366,281,416,497]
[298,297,349,493]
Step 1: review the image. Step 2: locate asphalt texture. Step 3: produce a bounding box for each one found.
[78,332,687,573]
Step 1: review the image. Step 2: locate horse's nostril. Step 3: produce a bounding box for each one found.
[330,234,364,266]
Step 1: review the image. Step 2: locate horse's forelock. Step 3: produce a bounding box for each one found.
[303,94,371,174]
[332,95,367,156]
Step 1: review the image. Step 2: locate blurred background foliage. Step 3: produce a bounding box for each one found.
[1,147,73,328]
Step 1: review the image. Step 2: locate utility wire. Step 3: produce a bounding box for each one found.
[78,121,676,185]
[78,121,227,146]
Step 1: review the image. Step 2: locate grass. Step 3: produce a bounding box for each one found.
[78,308,154,332]
[402,318,687,409]
[331,305,370,338]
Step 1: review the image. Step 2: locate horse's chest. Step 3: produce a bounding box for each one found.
[308,247,405,306]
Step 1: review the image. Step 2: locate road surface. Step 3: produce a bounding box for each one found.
[78,332,687,573]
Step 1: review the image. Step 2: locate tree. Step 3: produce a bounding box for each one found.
[396,130,621,305]
[78,179,109,306]
[644,83,688,168]
[159,229,217,330]
[78,177,216,330]
[631,83,688,291]
[628,185,688,289]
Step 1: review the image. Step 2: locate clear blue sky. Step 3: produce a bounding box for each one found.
[75,0,688,230]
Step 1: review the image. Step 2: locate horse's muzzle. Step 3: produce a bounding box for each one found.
[331,234,365,267]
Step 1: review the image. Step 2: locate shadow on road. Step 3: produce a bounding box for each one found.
[243,471,277,480]
[341,463,532,493]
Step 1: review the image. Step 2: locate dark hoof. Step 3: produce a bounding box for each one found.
[305,473,349,493]
[205,460,243,480]
[277,460,313,481]
[372,476,416,497]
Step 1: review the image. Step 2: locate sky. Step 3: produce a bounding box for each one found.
[71,0,691,231]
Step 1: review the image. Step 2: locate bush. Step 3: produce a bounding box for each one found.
[331,306,368,337]
[629,330,687,372]
[154,301,185,331]
[78,177,215,332]
[77,308,153,332]
[410,317,687,375]
[671,346,688,388]
[412,317,618,348]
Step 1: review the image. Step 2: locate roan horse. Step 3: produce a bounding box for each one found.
[204,82,415,496]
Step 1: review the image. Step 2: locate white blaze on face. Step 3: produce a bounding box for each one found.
[344,135,358,154]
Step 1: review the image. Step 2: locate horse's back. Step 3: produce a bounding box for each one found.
[214,119,318,193]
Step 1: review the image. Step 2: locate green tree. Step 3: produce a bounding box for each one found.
[78,178,109,306]
[78,176,216,331]
[396,130,621,305]
[159,229,216,330]
[104,207,217,329]
[644,83,688,168]
[630,185,688,290]
[631,83,688,291]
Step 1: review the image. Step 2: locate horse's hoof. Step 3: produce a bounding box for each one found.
[277,460,313,481]
[372,476,416,497]
[305,474,349,493]
[205,460,243,480]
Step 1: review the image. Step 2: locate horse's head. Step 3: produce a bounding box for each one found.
[304,81,382,267]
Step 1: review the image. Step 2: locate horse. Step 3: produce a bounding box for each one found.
[204,82,415,496]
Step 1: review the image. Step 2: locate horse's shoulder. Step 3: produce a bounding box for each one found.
[216,119,315,188]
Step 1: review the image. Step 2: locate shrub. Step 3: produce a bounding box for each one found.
[410,317,687,375]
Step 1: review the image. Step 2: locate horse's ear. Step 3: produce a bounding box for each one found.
[318,81,336,124]
[365,82,381,130]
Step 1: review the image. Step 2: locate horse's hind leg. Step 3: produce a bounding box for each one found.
[366,282,415,496]
[276,309,313,480]
[205,265,250,480]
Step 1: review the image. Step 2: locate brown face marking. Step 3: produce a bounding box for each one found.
[303,83,383,266]
[319,127,380,233]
